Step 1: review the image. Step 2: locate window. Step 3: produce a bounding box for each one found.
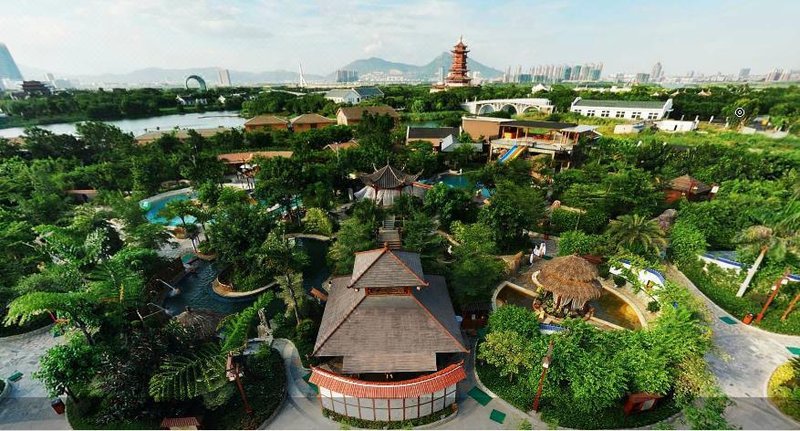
[600,110,610,117]
[586,109,595,117]
[615,111,625,118]
[647,112,659,120]
[631,111,641,119]
[573,109,582,115]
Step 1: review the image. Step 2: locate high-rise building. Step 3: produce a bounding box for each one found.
[766,68,783,81]
[651,62,663,81]
[738,68,750,81]
[635,73,651,83]
[217,69,231,87]
[0,43,23,81]
[336,70,359,83]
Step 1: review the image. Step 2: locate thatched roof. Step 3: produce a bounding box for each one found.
[174,307,223,340]
[537,255,603,304]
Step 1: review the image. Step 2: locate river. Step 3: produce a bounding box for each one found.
[0,111,246,138]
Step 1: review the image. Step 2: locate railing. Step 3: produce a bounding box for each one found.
[491,138,574,152]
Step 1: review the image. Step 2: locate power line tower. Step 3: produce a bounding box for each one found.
[298,62,308,88]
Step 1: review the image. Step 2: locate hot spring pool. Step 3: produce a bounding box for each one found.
[141,190,198,226]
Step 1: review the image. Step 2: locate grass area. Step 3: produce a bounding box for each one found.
[681,261,800,335]
[475,347,680,429]
[768,361,800,422]
[322,405,456,429]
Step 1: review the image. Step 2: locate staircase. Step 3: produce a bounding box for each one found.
[378,216,402,249]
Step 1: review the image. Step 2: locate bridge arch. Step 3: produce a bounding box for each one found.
[522,106,541,114]
[185,75,207,92]
[477,104,496,115]
[500,104,518,115]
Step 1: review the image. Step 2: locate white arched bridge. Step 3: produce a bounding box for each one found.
[461,98,555,115]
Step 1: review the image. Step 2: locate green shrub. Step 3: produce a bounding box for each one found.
[598,263,611,279]
[668,221,707,266]
[550,208,580,233]
[647,300,662,313]
[613,275,627,287]
[558,230,605,256]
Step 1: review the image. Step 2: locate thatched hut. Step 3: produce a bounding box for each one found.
[174,307,223,340]
[534,255,603,311]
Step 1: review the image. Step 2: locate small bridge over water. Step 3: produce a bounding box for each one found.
[461,98,554,115]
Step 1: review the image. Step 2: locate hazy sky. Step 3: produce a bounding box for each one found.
[2,0,798,77]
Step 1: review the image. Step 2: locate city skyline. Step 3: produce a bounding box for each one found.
[1,0,798,79]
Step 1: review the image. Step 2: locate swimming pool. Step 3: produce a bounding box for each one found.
[141,191,198,226]
[436,173,491,198]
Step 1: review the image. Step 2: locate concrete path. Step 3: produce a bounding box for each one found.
[667,265,800,430]
[0,326,69,430]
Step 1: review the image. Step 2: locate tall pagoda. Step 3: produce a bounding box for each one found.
[445,36,472,87]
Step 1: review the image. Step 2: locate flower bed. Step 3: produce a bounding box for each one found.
[767,361,800,422]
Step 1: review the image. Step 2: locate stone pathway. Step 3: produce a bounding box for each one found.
[0,326,69,430]
[667,265,800,430]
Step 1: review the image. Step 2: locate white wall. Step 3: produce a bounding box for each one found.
[318,384,456,421]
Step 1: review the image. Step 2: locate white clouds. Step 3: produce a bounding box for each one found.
[0,0,797,76]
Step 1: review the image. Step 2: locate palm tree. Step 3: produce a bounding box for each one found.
[276,272,305,325]
[253,228,309,325]
[148,343,227,402]
[735,222,799,297]
[4,290,98,345]
[606,214,667,255]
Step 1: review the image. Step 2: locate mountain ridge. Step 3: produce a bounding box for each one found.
[20,53,503,85]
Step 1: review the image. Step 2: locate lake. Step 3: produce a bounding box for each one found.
[0,111,245,138]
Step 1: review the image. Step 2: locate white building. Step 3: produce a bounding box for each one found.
[325,87,384,105]
[570,97,673,121]
[218,69,231,87]
[656,119,698,133]
[324,88,361,104]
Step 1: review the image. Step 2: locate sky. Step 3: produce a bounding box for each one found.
[1,0,798,77]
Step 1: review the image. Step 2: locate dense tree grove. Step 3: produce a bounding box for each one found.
[1,81,798,429]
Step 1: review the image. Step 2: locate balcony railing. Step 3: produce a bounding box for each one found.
[491,137,575,152]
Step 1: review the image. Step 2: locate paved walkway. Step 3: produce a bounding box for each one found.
[667,265,800,430]
[0,326,69,430]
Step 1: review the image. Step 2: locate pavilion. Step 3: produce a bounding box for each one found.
[534,255,603,311]
[309,246,467,422]
[354,163,428,206]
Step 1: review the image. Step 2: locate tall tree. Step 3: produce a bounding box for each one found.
[606,214,667,256]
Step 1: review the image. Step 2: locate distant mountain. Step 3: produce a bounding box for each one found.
[18,53,503,87]
[333,53,503,80]
[60,67,325,86]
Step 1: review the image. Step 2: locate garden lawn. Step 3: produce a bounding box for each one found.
[681,261,800,335]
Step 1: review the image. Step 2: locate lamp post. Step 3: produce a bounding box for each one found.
[755,269,791,324]
[532,339,554,413]
[227,352,253,416]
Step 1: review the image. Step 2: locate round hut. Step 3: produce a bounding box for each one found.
[174,307,223,340]
[534,255,603,311]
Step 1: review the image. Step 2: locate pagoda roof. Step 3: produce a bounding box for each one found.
[312,273,466,373]
[359,163,421,189]
[349,247,428,289]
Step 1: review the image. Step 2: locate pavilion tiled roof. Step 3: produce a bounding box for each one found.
[359,164,420,189]
[312,269,466,373]
[290,113,336,125]
[309,361,466,399]
[160,417,201,428]
[349,247,427,289]
[669,174,711,194]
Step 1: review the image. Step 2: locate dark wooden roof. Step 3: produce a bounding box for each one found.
[290,113,336,125]
[337,105,399,120]
[349,247,427,289]
[669,175,711,194]
[313,274,466,374]
[359,164,421,189]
